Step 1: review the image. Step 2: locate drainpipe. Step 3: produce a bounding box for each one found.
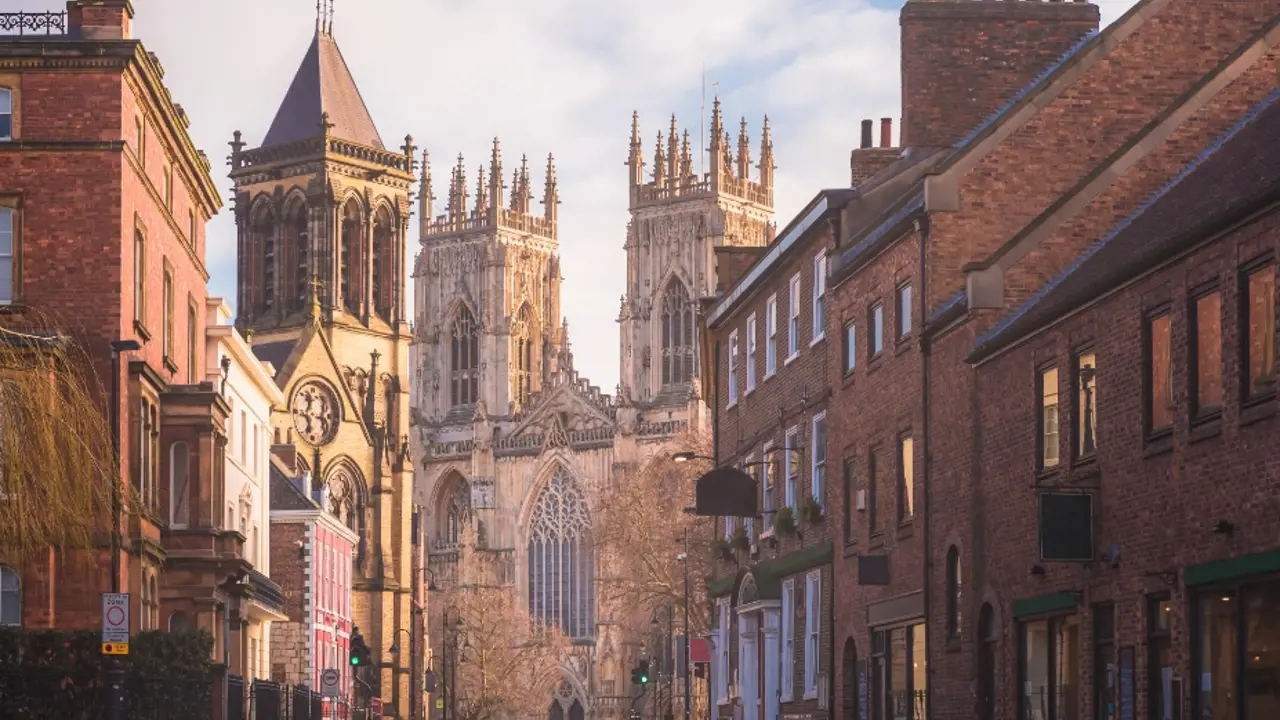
[712,339,721,466]
[916,214,934,719]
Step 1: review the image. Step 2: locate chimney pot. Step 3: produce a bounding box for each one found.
[66,0,135,40]
[880,118,893,148]
[860,120,873,149]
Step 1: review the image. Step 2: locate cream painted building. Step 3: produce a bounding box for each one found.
[205,298,289,680]
[411,104,775,718]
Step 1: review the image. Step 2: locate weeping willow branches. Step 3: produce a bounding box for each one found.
[595,430,717,636]
[0,313,118,564]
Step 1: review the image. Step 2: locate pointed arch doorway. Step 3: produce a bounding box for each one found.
[548,680,585,720]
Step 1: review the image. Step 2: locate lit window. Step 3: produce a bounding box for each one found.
[1244,264,1276,398]
[1040,367,1060,468]
[898,434,914,523]
[1147,313,1173,434]
[1191,291,1223,417]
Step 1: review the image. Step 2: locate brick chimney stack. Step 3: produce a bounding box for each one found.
[880,118,893,148]
[900,0,1100,149]
[66,0,134,41]
[860,120,874,149]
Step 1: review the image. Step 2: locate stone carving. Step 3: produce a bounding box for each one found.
[291,380,340,446]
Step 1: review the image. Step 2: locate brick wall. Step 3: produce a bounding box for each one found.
[900,0,1100,149]
[936,203,1280,720]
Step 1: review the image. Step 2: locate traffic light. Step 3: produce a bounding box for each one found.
[631,659,650,685]
[349,629,372,667]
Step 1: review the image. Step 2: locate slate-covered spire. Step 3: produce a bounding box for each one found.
[261,14,384,149]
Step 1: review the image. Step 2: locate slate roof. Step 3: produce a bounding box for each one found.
[270,465,318,512]
[251,340,297,377]
[261,31,384,149]
[969,87,1280,363]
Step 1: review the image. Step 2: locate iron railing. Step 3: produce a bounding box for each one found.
[0,11,67,35]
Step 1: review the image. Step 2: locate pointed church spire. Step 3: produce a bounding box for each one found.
[667,115,679,191]
[419,150,434,221]
[627,111,644,188]
[489,137,504,212]
[653,132,667,188]
[737,117,751,180]
[518,154,533,214]
[759,114,775,190]
[722,131,733,174]
[474,163,488,217]
[509,166,521,212]
[708,97,724,188]
[543,153,559,226]
[680,130,693,185]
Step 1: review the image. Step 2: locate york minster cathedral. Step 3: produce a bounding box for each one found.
[411,106,776,717]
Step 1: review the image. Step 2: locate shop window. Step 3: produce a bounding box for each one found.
[1019,614,1080,720]
[871,623,927,720]
[1147,596,1173,720]
[1094,604,1116,720]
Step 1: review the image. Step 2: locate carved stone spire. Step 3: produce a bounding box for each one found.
[518,154,533,214]
[680,130,693,184]
[722,132,733,174]
[543,153,559,225]
[653,132,667,188]
[628,111,644,187]
[710,97,724,144]
[737,117,751,180]
[759,114,775,190]
[667,115,679,190]
[489,137,504,212]
[450,154,468,227]
[419,150,433,222]
[474,163,488,217]
[509,166,521,212]
[708,97,724,186]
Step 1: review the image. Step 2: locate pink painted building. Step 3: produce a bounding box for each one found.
[268,451,358,714]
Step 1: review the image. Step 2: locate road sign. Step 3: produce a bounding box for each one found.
[101,593,130,644]
[435,699,444,710]
[320,668,341,698]
[101,642,129,655]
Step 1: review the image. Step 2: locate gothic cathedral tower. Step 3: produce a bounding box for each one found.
[411,142,564,426]
[619,100,775,417]
[228,12,419,717]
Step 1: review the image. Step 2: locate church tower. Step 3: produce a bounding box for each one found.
[228,6,419,717]
[411,141,565,425]
[619,101,775,411]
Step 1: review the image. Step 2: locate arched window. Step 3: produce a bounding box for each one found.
[285,200,310,314]
[0,566,19,627]
[168,610,189,632]
[441,477,470,549]
[977,603,996,720]
[371,206,394,321]
[340,199,363,315]
[170,442,190,527]
[661,280,696,386]
[512,305,535,407]
[327,464,365,536]
[252,205,277,314]
[451,306,480,406]
[946,545,962,639]
[527,468,594,638]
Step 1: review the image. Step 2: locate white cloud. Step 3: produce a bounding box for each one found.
[39,0,1134,391]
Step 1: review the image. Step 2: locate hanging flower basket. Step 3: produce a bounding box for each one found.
[730,526,751,552]
[773,506,797,536]
[800,495,825,524]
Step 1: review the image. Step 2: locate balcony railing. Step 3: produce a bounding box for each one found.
[0,11,67,36]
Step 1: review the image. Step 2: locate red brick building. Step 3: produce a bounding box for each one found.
[703,188,852,720]
[962,92,1280,720]
[0,0,238,650]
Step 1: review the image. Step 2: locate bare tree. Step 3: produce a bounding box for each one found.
[595,430,718,637]
[437,524,572,720]
[0,314,117,564]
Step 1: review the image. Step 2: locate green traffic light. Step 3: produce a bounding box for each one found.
[351,655,361,666]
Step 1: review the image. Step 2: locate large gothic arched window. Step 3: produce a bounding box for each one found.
[285,199,310,314]
[372,205,394,321]
[527,469,594,639]
[512,305,535,407]
[326,463,366,537]
[451,306,480,407]
[340,199,363,315]
[251,205,277,315]
[441,477,471,549]
[661,279,696,387]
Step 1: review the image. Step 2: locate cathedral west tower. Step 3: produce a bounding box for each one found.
[228,10,419,717]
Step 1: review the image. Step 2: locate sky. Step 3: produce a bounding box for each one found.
[42,0,1136,392]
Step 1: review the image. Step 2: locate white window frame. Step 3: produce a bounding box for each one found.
[743,454,755,538]
[871,303,884,356]
[781,578,795,701]
[812,252,827,343]
[787,274,802,360]
[897,282,913,339]
[762,441,776,517]
[784,427,799,510]
[746,313,758,393]
[718,598,731,703]
[811,412,827,509]
[728,330,739,406]
[724,515,737,541]
[0,565,19,627]
[765,295,778,377]
[803,570,821,697]
[0,208,13,305]
[0,88,11,142]
[843,322,856,374]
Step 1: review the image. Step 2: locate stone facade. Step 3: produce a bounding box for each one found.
[411,102,774,718]
[703,194,846,720]
[228,20,419,717]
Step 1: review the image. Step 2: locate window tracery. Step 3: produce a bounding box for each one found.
[286,200,310,314]
[440,477,471,549]
[372,205,394,320]
[512,305,535,407]
[340,199,363,315]
[526,468,594,639]
[252,205,277,315]
[661,279,696,386]
[326,464,365,536]
[451,307,479,406]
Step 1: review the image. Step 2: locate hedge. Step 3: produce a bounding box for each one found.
[0,628,214,720]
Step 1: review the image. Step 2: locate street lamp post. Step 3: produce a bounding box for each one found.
[390,627,416,720]
[681,528,691,720]
[106,338,140,720]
